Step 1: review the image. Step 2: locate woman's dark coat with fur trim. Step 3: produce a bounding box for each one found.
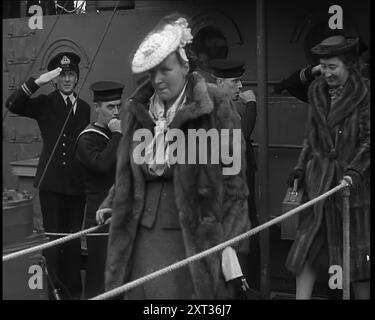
[101,72,251,298]
[285,69,370,281]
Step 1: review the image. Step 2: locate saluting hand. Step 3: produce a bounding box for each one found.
[239,90,256,104]
[312,64,323,77]
[108,118,121,133]
[35,67,62,86]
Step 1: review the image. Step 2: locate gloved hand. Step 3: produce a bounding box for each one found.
[239,90,256,104]
[229,278,264,300]
[35,67,62,86]
[96,208,112,225]
[287,169,305,189]
[108,118,121,133]
[343,170,362,190]
[311,64,323,77]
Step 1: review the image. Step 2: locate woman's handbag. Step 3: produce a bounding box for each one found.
[281,179,304,240]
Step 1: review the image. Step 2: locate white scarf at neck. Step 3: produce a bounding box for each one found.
[145,82,188,176]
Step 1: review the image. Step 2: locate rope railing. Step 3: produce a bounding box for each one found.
[3,180,351,299]
[2,218,111,262]
[91,179,350,300]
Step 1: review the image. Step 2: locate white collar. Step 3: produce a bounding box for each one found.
[60,92,76,103]
[60,92,77,113]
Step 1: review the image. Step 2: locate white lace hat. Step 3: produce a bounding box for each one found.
[131,17,193,74]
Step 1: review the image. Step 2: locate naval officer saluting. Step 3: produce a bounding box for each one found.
[5,51,91,299]
[75,81,124,298]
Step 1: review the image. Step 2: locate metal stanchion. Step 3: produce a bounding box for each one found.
[256,0,270,299]
[342,184,350,300]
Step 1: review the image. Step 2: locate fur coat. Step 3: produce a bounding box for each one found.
[101,71,251,298]
[285,69,371,281]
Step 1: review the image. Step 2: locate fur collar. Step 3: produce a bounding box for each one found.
[126,72,215,130]
[309,69,369,128]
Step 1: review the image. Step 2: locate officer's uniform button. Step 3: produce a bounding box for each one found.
[63,133,66,137]
[63,152,66,156]
[62,162,66,165]
[62,143,66,147]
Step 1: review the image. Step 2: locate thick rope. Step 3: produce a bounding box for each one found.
[91,180,349,300]
[2,218,111,262]
[2,180,349,293]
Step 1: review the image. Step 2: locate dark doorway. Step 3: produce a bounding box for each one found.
[193,26,228,69]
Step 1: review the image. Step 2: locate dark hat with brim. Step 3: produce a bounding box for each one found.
[209,59,245,78]
[47,52,80,73]
[311,35,360,58]
[90,81,124,102]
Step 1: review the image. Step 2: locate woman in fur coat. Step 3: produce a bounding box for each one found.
[286,35,370,299]
[98,14,250,299]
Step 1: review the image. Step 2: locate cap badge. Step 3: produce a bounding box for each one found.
[61,55,71,65]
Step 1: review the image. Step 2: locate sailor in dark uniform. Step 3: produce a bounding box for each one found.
[209,59,260,290]
[75,81,124,298]
[5,51,90,299]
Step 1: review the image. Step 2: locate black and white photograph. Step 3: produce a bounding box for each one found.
[2,0,371,305]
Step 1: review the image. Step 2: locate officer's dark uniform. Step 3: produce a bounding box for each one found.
[209,59,260,290]
[75,81,124,298]
[5,52,90,299]
[273,65,316,103]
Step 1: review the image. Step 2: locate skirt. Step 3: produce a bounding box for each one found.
[125,183,195,299]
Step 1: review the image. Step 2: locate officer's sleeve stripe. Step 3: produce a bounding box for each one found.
[299,68,308,84]
[21,83,32,96]
[24,83,33,95]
